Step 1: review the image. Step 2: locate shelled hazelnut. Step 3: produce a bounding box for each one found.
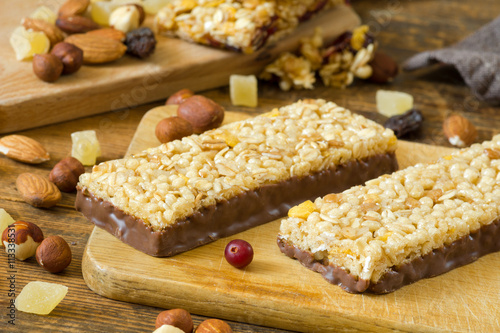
[156,309,193,333]
[1,221,44,261]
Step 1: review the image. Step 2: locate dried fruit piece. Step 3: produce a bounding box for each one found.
[10,26,50,61]
[384,108,423,138]
[22,17,65,47]
[71,130,101,166]
[49,157,86,192]
[58,0,90,18]
[30,6,57,24]
[368,52,399,83]
[0,209,15,237]
[288,200,316,219]
[15,281,68,315]
[1,221,44,260]
[36,235,72,273]
[224,239,254,269]
[16,173,62,208]
[33,54,64,82]
[143,0,172,14]
[50,42,84,75]
[230,74,258,107]
[156,309,193,332]
[0,135,50,164]
[90,1,118,26]
[443,114,477,148]
[65,33,127,64]
[125,27,157,58]
[155,117,194,143]
[376,90,414,117]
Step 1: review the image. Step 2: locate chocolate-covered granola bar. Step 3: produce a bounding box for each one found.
[154,0,345,54]
[278,137,500,293]
[76,99,397,256]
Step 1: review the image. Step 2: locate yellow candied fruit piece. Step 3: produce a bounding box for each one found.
[288,200,316,219]
[351,25,369,51]
[10,26,50,61]
[71,130,102,166]
[376,90,414,117]
[143,0,173,14]
[30,6,57,24]
[91,1,119,26]
[217,131,239,148]
[15,281,68,315]
[230,74,258,107]
[0,209,15,236]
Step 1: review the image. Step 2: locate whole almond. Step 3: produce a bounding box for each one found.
[16,173,62,208]
[86,28,126,42]
[56,16,99,34]
[65,33,127,64]
[443,114,477,147]
[58,0,90,18]
[22,17,64,47]
[0,135,50,164]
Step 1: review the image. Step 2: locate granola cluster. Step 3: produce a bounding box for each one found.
[260,25,376,90]
[279,135,500,283]
[78,99,396,231]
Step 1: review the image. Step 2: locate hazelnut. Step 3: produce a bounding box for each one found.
[368,52,399,83]
[109,5,141,33]
[156,309,193,333]
[33,54,63,83]
[166,89,195,105]
[50,42,84,75]
[1,221,44,261]
[36,235,72,273]
[49,157,86,192]
[154,325,185,333]
[195,319,233,333]
[177,96,225,134]
[155,117,194,143]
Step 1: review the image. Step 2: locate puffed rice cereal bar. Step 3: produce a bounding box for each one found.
[76,99,398,256]
[278,136,500,293]
[155,0,345,53]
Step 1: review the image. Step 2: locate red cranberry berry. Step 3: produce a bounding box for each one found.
[224,239,254,269]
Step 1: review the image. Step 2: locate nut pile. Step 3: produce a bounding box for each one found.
[260,26,399,90]
[155,308,233,333]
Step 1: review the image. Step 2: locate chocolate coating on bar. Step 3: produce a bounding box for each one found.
[277,218,500,294]
[76,153,397,257]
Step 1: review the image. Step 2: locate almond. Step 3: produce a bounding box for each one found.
[65,33,127,64]
[22,17,64,47]
[58,0,90,18]
[56,16,100,34]
[16,173,62,208]
[443,114,477,148]
[86,28,126,42]
[0,135,50,164]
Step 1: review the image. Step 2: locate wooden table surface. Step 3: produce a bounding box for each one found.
[1,0,500,332]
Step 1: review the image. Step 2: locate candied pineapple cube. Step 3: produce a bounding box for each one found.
[15,281,68,315]
[90,1,118,26]
[288,200,316,219]
[30,6,57,24]
[376,90,414,118]
[230,74,258,107]
[0,209,15,236]
[10,26,50,61]
[71,130,102,166]
[143,0,173,14]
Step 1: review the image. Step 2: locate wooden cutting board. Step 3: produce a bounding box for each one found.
[0,1,360,134]
[82,106,500,333]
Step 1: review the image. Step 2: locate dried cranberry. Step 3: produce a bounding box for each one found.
[384,109,423,138]
[224,239,254,269]
[125,27,156,59]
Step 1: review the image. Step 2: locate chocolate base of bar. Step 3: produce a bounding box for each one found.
[277,219,500,294]
[75,153,397,257]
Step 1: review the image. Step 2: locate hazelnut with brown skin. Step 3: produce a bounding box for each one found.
[156,309,193,333]
[195,319,233,333]
[155,117,194,143]
[177,96,225,134]
[49,157,86,192]
[51,42,84,75]
[1,221,44,260]
[166,89,195,105]
[368,52,399,83]
[33,54,64,82]
[36,235,72,273]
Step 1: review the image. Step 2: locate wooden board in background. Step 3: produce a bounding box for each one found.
[0,1,360,134]
[82,107,500,333]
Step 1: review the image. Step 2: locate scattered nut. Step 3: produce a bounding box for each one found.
[154,325,185,333]
[86,28,126,42]
[49,157,86,192]
[56,15,100,34]
[195,319,233,333]
[156,309,193,333]
[443,114,477,148]
[65,33,127,64]
[33,53,64,82]
[58,0,90,18]
[0,135,50,164]
[36,235,72,273]
[155,117,194,143]
[166,89,194,105]
[1,221,44,261]
[16,173,62,208]
[177,96,225,134]
[50,42,84,75]
[22,17,64,47]
[109,5,141,33]
[125,27,157,59]
[368,51,399,83]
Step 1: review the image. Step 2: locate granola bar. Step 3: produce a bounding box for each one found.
[76,99,397,256]
[278,137,500,293]
[154,0,345,54]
